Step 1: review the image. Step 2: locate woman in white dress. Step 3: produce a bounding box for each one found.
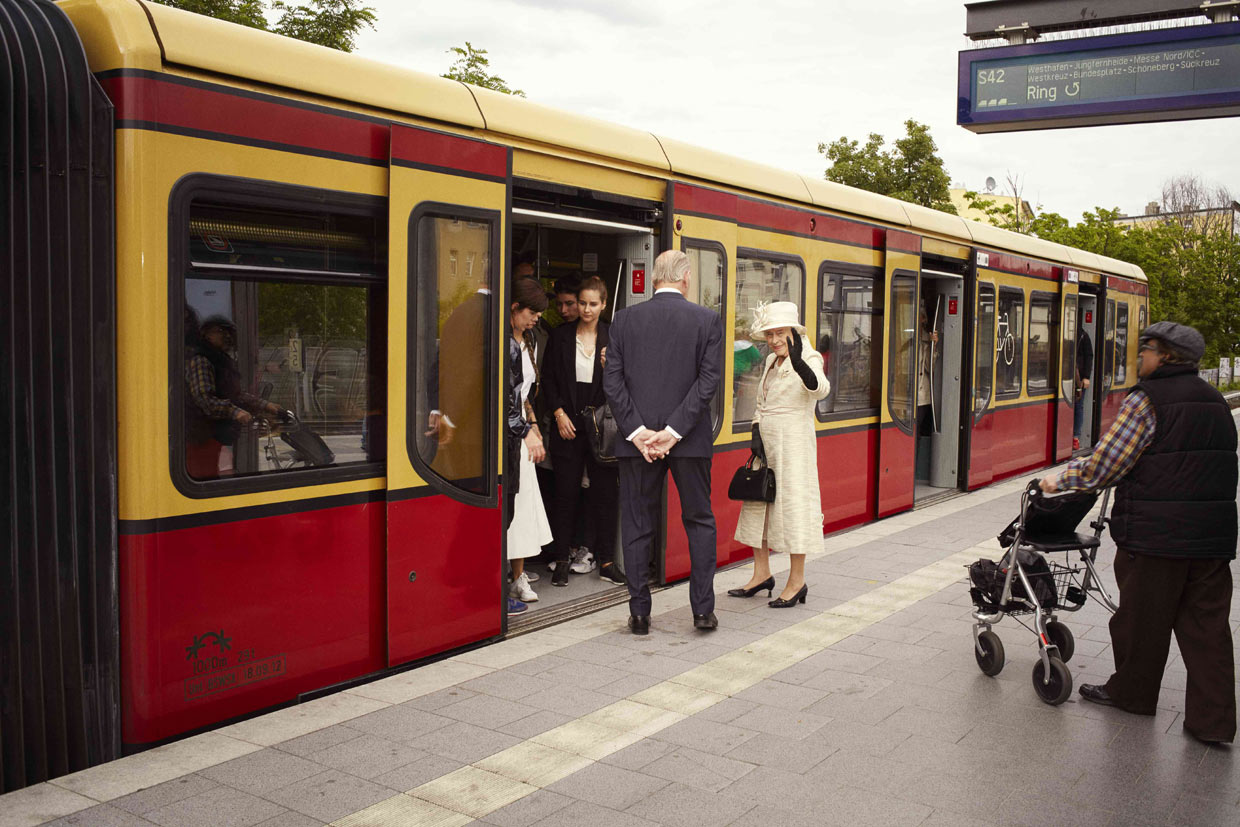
[730,302,830,607]
[507,278,553,607]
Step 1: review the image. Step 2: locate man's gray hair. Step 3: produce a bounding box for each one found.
[652,249,691,285]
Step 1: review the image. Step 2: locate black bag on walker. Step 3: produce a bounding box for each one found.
[997,488,1098,549]
[969,552,1057,609]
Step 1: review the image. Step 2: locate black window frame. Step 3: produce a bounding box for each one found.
[886,269,918,436]
[974,282,996,423]
[169,174,387,499]
[1115,302,1129,385]
[1103,298,1116,392]
[407,203,501,508]
[995,286,1025,400]
[1026,290,1058,397]
[731,247,807,435]
[816,260,883,423]
[681,237,728,441]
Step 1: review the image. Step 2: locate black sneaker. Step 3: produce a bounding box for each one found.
[598,563,625,585]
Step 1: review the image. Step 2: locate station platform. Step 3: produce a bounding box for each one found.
[5,451,1240,826]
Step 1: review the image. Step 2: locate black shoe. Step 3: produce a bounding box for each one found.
[693,612,718,630]
[551,560,570,587]
[628,615,650,635]
[1183,723,1231,745]
[728,576,775,598]
[769,584,808,608]
[599,563,625,585]
[1078,683,1114,706]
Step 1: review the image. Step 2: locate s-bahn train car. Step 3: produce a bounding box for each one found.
[1,0,1146,788]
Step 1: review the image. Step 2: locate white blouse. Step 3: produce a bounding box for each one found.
[575,336,595,383]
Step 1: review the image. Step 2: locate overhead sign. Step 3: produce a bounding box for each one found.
[959,22,1240,132]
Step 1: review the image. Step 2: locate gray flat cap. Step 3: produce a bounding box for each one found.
[1139,321,1205,363]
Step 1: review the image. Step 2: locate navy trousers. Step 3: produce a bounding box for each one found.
[619,455,717,617]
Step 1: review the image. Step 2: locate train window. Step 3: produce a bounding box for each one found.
[887,271,917,433]
[1103,299,1116,390]
[816,264,882,420]
[1115,303,1129,384]
[1027,292,1057,395]
[684,240,726,437]
[995,288,1024,398]
[411,211,497,498]
[732,251,804,433]
[176,185,386,492]
[1139,303,1147,334]
[974,283,995,420]
[1060,293,1078,404]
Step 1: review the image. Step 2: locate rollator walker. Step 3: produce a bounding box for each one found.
[968,480,1119,705]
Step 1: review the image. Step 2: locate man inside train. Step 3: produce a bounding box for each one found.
[1041,321,1237,744]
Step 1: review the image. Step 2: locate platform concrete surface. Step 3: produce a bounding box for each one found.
[4,456,1240,827]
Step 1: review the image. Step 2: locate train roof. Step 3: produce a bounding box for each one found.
[62,0,1145,284]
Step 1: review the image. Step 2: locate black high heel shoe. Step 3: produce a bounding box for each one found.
[728,576,775,598]
[769,584,808,608]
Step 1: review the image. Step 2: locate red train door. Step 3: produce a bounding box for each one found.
[1055,272,1080,461]
[876,232,921,517]
[386,124,510,666]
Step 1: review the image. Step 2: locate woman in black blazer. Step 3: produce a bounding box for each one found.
[543,276,623,587]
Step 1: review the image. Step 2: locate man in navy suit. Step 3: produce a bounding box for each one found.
[604,250,724,634]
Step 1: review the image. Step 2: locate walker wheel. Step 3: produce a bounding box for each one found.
[974,630,1005,677]
[1031,656,1072,705]
[1046,621,1075,663]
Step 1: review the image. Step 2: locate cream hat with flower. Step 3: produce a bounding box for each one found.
[750,301,805,340]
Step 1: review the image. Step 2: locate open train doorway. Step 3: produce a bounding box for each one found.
[915,267,966,504]
[507,182,662,629]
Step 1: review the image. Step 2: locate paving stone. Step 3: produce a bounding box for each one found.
[719,803,821,827]
[537,661,633,690]
[497,709,576,740]
[476,788,575,827]
[598,739,675,771]
[733,679,830,711]
[997,790,1119,827]
[505,653,573,677]
[653,715,759,755]
[272,724,362,757]
[694,697,758,724]
[519,685,616,718]
[143,785,285,827]
[372,754,465,793]
[199,748,327,796]
[637,745,754,793]
[594,672,664,698]
[545,762,670,811]
[253,813,326,827]
[727,704,832,740]
[519,799,659,827]
[403,687,480,711]
[263,770,394,823]
[803,692,902,726]
[459,671,558,701]
[878,706,979,742]
[806,749,922,796]
[341,705,454,743]
[799,667,893,698]
[624,781,754,827]
[434,694,536,729]
[45,804,159,827]
[306,733,428,780]
[1167,791,1240,827]
[724,731,839,774]
[110,773,218,815]
[409,720,522,764]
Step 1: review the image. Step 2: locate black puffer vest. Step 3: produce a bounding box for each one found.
[1111,363,1237,559]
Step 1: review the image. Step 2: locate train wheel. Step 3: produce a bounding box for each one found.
[1032,656,1072,705]
[1046,621,1075,663]
[975,630,1005,677]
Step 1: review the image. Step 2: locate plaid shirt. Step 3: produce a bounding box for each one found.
[1056,389,1155,492]
[186,353,243,420]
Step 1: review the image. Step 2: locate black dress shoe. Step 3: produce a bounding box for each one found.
[1183,723,1231,745]
[728,576,775,598]
[1078,683,1115,706]
[628,615,650,635]
[769,584,808,608]
[692,612,718,630]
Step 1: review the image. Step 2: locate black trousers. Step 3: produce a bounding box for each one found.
[551,438,618,566]
[619,455,716,617]
[1105,551,1236,742]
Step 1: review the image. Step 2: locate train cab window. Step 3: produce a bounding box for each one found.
[1115,303,1129,384]
[684,240,726,435]
[995,288,1024,398]
[411,211,497,498]
[732,251,804,432]
[887,272,917,432]
[816,265,881,419]
[177,187,386,490]
[974,283,995,420]
[1027,292,1057,395]
[1103,299,1116,390]
[1060,293,1078,404]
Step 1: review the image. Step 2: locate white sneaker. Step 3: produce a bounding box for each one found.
[510,572,537,602]
[570,547,596,574]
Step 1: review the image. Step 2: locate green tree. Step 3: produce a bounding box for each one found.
[442,42,525,96]
[818,119,956,214]
[149,0,376,52]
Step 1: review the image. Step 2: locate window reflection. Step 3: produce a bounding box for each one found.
[733,255,802,432]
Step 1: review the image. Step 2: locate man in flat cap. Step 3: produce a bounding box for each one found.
[1042,321,1237,743]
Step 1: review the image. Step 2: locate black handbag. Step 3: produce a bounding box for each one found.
[582,404,618,465]
[728,425,776,502]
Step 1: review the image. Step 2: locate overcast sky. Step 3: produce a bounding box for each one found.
[352,0,1239,220]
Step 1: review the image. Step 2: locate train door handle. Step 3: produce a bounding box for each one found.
[408,571,417,583]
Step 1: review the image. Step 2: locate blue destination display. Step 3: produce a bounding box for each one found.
[958,23,1240,133]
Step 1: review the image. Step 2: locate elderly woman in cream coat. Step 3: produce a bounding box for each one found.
[730,302,830,607]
